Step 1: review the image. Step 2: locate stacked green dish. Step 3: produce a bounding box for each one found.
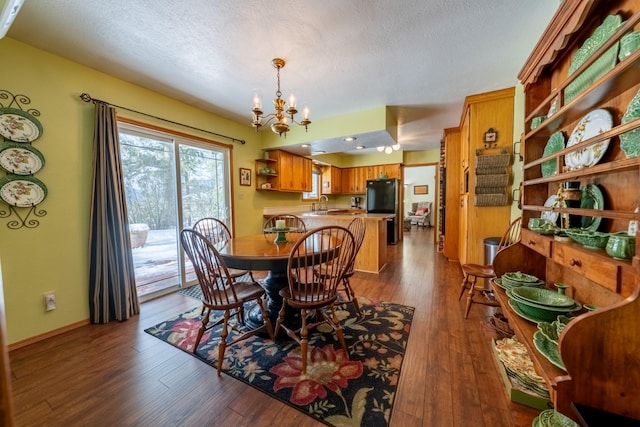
[501,271,545,288]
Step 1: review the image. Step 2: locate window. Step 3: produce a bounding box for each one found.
[303,168,321,200]
[118,122,232,300]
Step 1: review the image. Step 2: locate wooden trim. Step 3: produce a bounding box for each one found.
[8,319,90,351]
[459,87,516,127]
[117,117,233,150]
[518,0,597,87]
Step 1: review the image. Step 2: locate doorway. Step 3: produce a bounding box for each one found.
[118,122,232,300]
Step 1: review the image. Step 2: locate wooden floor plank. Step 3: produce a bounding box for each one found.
[8,228,540,426]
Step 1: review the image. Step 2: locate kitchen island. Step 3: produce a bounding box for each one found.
[299,210,393,273]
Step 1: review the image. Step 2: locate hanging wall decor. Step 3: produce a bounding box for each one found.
[0,89,47,229]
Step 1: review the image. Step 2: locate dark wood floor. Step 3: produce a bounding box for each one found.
[9,228,539,426]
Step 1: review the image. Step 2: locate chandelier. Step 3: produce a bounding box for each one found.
[377,144,401,154]
[251,58,311,136]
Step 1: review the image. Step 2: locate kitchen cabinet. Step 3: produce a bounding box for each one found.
[493,1,640,422]
[321,166,342,194]
[256,150,312,192]
[255,156,278,190]
[457,87,514,265]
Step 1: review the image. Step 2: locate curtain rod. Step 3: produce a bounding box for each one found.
[79,93,246,145]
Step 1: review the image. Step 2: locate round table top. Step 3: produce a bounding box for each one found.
[214,233,336,271]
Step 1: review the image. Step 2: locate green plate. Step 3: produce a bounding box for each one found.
[533,330,567,371]
[580,184,604,231]
[566,15,622,103]
[620,88,640,159]
[541,132,565,177]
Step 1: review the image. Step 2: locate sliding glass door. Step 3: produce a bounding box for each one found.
[118,123,231,300]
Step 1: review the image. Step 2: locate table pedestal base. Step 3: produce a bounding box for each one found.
[245,269,300,338]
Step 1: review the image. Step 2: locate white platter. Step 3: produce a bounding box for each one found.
[541,195,559,224]
[564,109,612,170]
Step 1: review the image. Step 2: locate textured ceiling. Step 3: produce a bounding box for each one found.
[6,0,560,155]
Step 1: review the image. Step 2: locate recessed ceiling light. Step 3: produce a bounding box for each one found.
[301,143,310,147]
[343,136,357,142]
[315,150,326,154]
[355,145,365,150]
[376,146,385,152]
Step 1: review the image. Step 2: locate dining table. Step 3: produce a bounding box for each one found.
[213,230,338,333]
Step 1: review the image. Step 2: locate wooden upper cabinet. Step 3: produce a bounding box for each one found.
[322,166,342,194]
[263,150,312,192]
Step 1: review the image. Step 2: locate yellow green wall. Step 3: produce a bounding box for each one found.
[511,84,525,220]
[0,37,439,345]
[0,38,266,344]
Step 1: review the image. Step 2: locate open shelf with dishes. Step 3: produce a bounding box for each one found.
[494,1,640,423]
[255,156,278,191]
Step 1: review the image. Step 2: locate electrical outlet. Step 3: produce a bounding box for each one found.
[44,292,56,311]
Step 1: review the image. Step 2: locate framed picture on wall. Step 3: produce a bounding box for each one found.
[414,185,428,195]
[240,168,251,186]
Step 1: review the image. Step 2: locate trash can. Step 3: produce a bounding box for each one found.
[484,237,501,290]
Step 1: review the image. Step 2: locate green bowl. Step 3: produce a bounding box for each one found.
[565,229,609,249]
[510,286,575,308]
[507,290,581,322]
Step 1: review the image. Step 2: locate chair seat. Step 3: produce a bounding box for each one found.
[461,263,495,278]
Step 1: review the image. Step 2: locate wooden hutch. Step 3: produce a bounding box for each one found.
[492,0,640,423]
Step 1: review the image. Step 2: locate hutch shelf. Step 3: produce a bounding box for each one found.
[493,0,640,423]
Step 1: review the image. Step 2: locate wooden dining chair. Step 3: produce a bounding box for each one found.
[275,225,357,374]
[263,214,307,234]
[180,229,275,376]
[339,217,366,315]
[193,217,254,282]
[460,217,522,318]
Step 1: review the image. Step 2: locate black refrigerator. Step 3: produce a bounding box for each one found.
[366,178,399,244]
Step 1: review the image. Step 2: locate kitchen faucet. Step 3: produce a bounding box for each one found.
[319,195,328,212]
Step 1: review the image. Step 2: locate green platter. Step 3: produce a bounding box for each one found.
[580,184,604,231]
[533,330,567,372]
[541,132,565,177]
[620,88,640,159]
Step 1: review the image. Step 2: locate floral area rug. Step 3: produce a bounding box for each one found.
[145,298,414,427]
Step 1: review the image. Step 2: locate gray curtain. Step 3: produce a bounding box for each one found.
[89,102,140,322]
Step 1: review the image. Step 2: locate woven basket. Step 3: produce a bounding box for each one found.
[476,153,511,169]
[476,166,508,176]
[476,174,509,188]
[476,186,507,195]
[475,193,508,206]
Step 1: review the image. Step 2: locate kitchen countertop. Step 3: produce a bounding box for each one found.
[299,210,394,220]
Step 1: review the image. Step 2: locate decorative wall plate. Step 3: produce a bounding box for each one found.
[0,108,43,142]
[541,195,560,223]
[541,132,565,177]
[580,184,604,231]
[0,142,45,175]
[620,88,640,158]
[565,109,612,169]
[0,175,47,207]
